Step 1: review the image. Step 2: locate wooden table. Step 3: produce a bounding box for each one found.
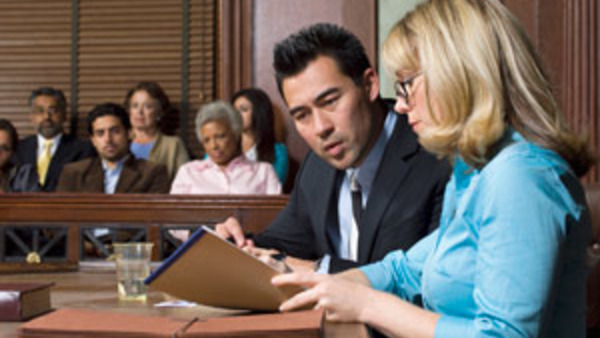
[0,268,368,337]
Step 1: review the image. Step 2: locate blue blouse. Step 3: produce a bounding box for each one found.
[273,142,289,185]
[361,131,590,337]
[130,141,155,160]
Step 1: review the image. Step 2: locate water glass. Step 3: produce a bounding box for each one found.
[113,242,154,301]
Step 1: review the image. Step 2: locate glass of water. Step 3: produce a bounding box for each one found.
[113,242,154,301]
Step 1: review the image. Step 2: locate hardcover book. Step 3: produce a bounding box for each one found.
[0,282,53,321]
[144,226,303,311]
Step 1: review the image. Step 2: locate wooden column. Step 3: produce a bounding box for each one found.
[562,0,599,182]
[217,0,253,100]
[504,0,600,182]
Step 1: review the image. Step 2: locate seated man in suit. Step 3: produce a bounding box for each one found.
[216,23,451,273]
[16,87,96,192]
[57,103,169,194]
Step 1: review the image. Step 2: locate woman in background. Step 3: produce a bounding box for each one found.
[273,0,594,337]
[232,88,288,185]
[124,81,189,182]
[170,101,281,242]
[171,100,281,195]
[0,119,38,192]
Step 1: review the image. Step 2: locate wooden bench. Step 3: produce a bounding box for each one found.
[0,193,288,270]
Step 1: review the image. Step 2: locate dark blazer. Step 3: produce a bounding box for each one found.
[16,134,96,192]
[254,113,451,272]
[1,163,39,193]
[56,156,170,193]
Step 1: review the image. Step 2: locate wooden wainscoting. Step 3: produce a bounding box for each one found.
[0,193,288,270]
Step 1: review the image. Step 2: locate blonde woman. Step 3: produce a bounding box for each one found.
[273,0,594,337]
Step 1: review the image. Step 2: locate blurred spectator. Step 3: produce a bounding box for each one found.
[0,119,38,192]
[125,81,189,182]
[170,101,281,242]
[15,87,95,191]
[232,88,289,184]
[171,101,281,195]
[56,103,169,193]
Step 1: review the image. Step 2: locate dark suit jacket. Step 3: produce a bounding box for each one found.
[16,134,96,192]
[56,156,170,193]
[254,113,451,272]
[1,163,39,193]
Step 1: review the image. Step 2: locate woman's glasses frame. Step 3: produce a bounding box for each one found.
[394,72,422,101]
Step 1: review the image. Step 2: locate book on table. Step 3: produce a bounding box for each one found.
[144,226,303,311]
[0,282,53,321]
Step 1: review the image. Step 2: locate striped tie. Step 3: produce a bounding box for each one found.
[350,172,363,227]
[348,170,362,261]
[37,140,53,186]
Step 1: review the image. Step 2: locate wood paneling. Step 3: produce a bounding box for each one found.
[0,193,287,232]
[503,0,600,182]
[562,0,599,182]
[217,0,252,101]
[0,193,288,263]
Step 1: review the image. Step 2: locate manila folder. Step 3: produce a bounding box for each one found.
[145,227,303,311]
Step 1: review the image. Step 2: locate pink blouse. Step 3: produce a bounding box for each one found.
[170,156,281,195]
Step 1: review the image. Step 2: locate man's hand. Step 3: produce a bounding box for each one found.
[214,216,252,247]
[244,246,291,273]
[284,256,317,272]
[214,217,316,272]
[244,247,315,273]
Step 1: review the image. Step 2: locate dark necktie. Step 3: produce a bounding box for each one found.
[350,172,363,228]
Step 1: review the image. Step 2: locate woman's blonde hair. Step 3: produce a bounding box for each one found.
[383,0,593,176]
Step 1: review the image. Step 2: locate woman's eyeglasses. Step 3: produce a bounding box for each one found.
[394,73,421,101]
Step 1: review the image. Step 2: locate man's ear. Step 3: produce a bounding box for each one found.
[362,68,380,102]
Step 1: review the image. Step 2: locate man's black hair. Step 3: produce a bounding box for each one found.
[273,23,372,98]
[29,87,67,112]
[86,103,131,135]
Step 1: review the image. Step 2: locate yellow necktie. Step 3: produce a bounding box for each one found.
[37,140,53,186]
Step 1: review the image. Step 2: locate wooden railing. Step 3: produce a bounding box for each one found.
[0,194,288,271]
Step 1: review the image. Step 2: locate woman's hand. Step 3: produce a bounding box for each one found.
[272,271,374,322]
[274,270,440,337]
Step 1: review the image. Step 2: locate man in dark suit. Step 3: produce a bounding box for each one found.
[216,23,450,273]
[16,87,95,192]
[56,103,169,193]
